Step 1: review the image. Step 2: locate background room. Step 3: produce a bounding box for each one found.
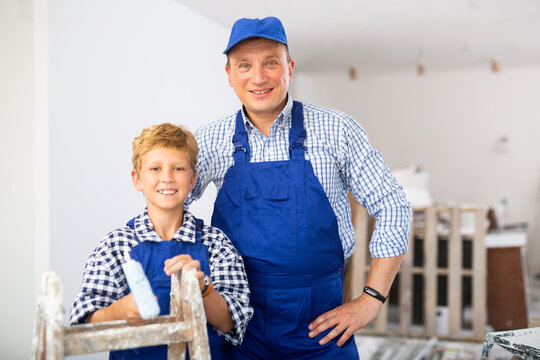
[1,0,539,359]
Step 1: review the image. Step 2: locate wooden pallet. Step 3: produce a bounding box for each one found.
[344,197,488,341]
[31,269,210,360]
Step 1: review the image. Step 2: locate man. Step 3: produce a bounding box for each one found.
[188,16,412,359]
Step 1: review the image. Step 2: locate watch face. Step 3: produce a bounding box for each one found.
[364,286,386,303]
[365,288,376,296]
[203,276,209,286]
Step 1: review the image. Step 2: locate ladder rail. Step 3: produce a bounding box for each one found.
[31,269,210,360]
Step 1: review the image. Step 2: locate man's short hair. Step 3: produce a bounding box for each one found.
[132,123,198,173]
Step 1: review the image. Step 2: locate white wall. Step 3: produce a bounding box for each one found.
[296,66,540,272]
[0,0,35,355]
[0,0,48,358]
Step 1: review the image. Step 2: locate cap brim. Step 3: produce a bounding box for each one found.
[223,34,288,54]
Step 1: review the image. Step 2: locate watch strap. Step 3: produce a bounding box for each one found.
[363,286,387,304]
[201,275,213,297]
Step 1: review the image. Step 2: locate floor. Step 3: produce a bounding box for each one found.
[354,273,540,360]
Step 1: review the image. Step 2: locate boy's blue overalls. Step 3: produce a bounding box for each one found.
[212,101,359,359]
[109,218,226,360]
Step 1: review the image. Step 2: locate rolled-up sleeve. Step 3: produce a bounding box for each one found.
[204,226,253,345]
[339,115,412,258]
[69,235,130,325]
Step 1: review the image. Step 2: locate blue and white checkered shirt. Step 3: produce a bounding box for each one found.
[69,209,253,345]
[187,96,412,259]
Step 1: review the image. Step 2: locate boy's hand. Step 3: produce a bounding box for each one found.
[116,293,148,325]
[164,254,204,277]
[164,254,205,290]
[89,293,150,325]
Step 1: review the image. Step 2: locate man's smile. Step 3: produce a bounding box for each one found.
[250,89,272,95]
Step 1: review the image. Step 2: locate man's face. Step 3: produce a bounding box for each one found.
[226,38,294,123]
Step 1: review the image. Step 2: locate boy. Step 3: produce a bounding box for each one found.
[70,123,253,360]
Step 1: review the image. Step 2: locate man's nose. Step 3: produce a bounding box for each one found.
[252,65,267,84]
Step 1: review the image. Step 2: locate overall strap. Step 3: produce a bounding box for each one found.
[194,218,204,244]
[232,102,306,163]
[126,217,142,244]
[232,110,250,165]
[289,101,306,161]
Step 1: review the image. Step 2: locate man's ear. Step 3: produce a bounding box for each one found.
[288,59,295,82]
[131,169,143,192]
[225,65,233,87]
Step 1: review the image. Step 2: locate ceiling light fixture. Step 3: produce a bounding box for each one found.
[491,58,501,73]
[349,67,357,80]
[417,61,425,76]
[417,48,425,76]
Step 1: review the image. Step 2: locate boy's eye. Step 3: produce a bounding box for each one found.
[173,167,184,171]
[150,167,159,171]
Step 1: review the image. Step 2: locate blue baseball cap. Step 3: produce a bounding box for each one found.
[223,17,288,54]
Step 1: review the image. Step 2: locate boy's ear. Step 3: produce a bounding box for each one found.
[189,170,196,191]
[131,169,143,192]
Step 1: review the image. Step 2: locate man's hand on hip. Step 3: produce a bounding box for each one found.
[307,294,383,347]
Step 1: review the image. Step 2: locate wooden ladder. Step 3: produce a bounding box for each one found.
[31,268,210,360]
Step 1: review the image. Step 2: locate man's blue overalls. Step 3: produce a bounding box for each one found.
[212,101,359,359]
[109,217,226,360]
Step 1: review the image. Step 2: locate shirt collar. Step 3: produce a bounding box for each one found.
[241,94,294,134]
[133,209,197,244]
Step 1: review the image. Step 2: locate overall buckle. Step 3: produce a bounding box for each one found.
[233,145,247,154]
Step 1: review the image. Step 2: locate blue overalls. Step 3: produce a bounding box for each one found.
[109,217,226,360]
[212,101,359,359]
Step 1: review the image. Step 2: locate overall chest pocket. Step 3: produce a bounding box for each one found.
[238,185,298,256]
[148,278,171,316]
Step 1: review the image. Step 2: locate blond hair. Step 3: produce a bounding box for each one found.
[132,123,198,173]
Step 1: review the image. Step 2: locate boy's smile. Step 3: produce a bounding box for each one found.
[132,146,195,216]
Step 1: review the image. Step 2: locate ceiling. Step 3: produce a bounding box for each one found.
[178,0,540,74]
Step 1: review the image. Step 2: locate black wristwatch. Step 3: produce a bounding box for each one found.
[363,286,388,304]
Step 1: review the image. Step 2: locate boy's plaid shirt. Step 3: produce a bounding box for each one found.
[69,209,253,345]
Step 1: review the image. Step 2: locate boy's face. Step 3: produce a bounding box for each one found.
[132,146,195,215]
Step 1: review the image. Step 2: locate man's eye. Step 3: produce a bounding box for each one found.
[240,64,250,69]
[267,60,277,66]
